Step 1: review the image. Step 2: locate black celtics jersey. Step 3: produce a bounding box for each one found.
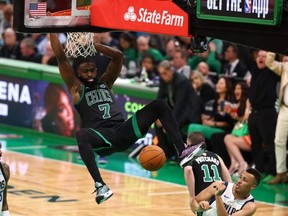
[191,151,223,195]
[74,82,125,128]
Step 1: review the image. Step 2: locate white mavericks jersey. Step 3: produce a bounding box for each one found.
[203,182,254,216]
[0,163,6,211]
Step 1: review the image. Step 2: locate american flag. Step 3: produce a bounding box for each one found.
[29,2,47,17]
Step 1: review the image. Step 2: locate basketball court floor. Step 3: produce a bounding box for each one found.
[0,124,287,216]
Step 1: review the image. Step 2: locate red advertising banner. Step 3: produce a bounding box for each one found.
[90,0,190,37]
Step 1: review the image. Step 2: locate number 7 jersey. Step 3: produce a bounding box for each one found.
[74,82,125,128]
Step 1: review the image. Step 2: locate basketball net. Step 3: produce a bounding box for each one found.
[64,32,97,58]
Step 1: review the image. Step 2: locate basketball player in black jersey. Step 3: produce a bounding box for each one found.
[49,33,206,204]
[184,132,231,213]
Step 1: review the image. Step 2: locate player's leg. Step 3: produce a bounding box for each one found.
[224,134,239,173]
[224,134,250,174]
[135,99,206,167]
[76,128,113,204]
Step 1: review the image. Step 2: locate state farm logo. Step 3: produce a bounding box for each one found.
[124,6,184,27]
[124,6,137,21]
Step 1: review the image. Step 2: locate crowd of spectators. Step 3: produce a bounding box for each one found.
[1,0,287,184]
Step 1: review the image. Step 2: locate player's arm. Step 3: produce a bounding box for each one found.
[265,52,283,76]
[218,155,232,182]
[2,162,10,215]
[230,202,257,216]
[49,33,78,92]
[96,43,123,89]
[215,188,229,216]
[191,181,224,212]
[242,99,251,122]
[184,166,196,209]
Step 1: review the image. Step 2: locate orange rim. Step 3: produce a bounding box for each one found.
[50,6,91,16]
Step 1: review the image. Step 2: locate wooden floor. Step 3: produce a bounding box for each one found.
[4,151,288,216]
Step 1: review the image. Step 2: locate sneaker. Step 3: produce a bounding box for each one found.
[179,142,207,168]
[94,182,113,204]
[98,156,108,164]
[190,35,208,53]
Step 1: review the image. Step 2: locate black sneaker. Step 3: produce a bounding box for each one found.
[179,142,207,167]
[190,35,208,53]
[93,182,113,204]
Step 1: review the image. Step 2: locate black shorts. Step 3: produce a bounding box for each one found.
[88,114,144,156]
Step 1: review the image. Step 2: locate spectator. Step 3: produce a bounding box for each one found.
[0,3,12,35]
[221,43,250,84]
[99,32,119,49]
[248,50,279,182]
[281,54,288,62]
[18,37,42,63]
[265,52,288,184]
[136,35,165,65]
[164,38,181,61]
[31,33,46,55]
[201,77,236,167]
[36,33,66,56]
[224,82,252,175]
[0,27,20,59]
[148,34,170,55]
[188,77,235,144]
[196,61,217,87]
[135,53,159,83]
[184,132,231,199]
[201,77,235,131]
[41,40,57,65]
[172,48,191,79]
[118,31,138,70]
[190,70,216,112]
[155,60,202,159]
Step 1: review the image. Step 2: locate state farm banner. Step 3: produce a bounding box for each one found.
[90,0,190,36]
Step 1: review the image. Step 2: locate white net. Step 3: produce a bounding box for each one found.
[64,32,97,58]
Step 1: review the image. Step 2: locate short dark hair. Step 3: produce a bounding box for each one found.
[72,56,95,76]
[246,168,261,186]
[187,132,205,146]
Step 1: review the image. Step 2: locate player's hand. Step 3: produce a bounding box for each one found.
[198,200,211,212]
[213,182,226,196]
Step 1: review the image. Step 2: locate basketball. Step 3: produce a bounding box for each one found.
[139,145,166,171]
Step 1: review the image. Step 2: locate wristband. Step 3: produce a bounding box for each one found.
[2,210,9,216]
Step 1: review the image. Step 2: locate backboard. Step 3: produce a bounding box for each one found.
[13,0,112,33]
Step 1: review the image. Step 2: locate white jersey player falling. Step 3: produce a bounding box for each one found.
[203,182,254,216]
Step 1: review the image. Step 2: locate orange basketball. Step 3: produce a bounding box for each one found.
[139,145,166,171]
